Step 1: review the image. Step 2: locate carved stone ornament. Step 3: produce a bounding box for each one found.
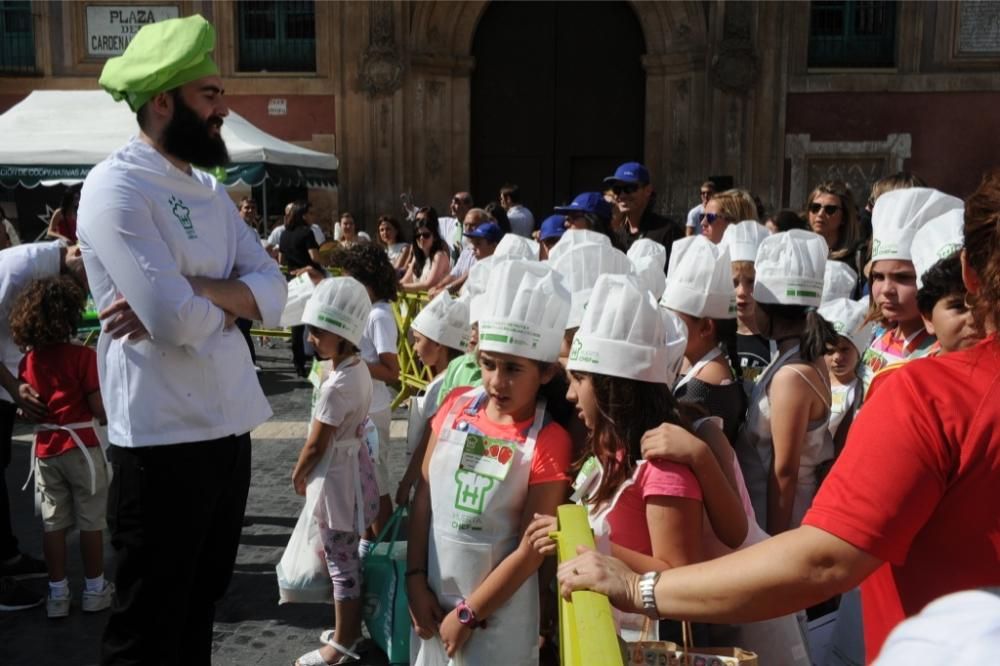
[711,2,758,95]
[360,44,404,97]
[359,2,404,97]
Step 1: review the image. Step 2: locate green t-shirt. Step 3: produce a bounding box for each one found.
[436,352,482,407]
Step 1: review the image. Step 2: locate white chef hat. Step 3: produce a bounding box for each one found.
[753,229,828,307]
[302,276,372,347]
[720,220,770,263]
[461,255,497,325]
[547,228,611,264]
[412,291,470,353]
[494,233,540,261]
[818,296,873,355]
[660,235,736,319]
[626,239,667,299]
[568,274,670,383]
[911,208,965,289]
[548,240,632,329]
[478,259,571,362]
[661,308,689,388]
[870,188,964,264]
[822,261,858,303]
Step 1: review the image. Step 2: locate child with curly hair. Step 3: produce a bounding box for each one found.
[9,276,112,618]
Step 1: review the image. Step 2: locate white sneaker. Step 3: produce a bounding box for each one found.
[46,590,71,618]
[82,581,114,613]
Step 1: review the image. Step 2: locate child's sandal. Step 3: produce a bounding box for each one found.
[294,635,362,666]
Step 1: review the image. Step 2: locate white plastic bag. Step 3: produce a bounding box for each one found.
[413,635,458,666]
[279,272,317,328]
[276,445,335,604]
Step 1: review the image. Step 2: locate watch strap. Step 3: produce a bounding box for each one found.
[639,571,660,617]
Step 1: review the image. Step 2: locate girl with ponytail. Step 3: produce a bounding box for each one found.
[735,230,836,535]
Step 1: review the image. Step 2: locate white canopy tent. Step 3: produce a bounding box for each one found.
[0,90,338,193]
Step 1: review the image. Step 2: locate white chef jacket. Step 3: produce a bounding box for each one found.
[77,138,287,447]
[0,242,63,403]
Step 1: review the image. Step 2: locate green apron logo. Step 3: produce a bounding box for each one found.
[169,195,197,239]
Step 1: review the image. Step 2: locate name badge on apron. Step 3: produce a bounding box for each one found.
[570,455,601,503]
[459,432,515,482]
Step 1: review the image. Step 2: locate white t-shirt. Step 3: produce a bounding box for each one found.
[686,203,704,229]
[438,216,461,253]
[406,373,445,457]
[314,356,373,441]
[360,301,398,413]
[507,205,535,238]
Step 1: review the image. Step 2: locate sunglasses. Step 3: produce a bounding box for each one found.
[701,212,728,224]
[611,183,640,195]
[452,196,470,204]
[415,232,432,240]
[809,203,841,215]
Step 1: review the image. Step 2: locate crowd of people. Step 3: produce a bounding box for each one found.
[0,13,997,666]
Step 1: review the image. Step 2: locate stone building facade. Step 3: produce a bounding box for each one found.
[1,1,998,235]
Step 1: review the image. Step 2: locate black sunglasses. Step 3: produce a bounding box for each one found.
[701,212,728,224]
[452,196,470,204]
[809,203,841,215]
[415,232,432,240]
[611,183,640,195]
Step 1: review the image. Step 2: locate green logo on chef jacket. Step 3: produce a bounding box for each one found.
[169,195,197,239]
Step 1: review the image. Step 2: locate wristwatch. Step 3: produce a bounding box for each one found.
[639,571,661,618]
[456,599,484,628]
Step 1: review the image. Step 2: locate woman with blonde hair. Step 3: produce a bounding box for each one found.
[699,189,757,244]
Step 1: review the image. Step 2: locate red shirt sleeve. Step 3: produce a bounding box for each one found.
[529,421,572,485]
[79,346,100,396]
[803,361,954,565]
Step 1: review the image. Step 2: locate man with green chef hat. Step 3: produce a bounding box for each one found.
[77,15,286,665]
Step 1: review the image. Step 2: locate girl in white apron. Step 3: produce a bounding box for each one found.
[292,278,381,666]
[733,230,837,535]
[407,260,573,666]
[661,236,746,443]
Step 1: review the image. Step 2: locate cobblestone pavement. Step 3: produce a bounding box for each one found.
[0,342,412,666]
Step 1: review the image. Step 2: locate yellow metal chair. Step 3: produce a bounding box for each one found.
[391,291,433,409]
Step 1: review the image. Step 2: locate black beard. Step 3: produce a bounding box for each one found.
[162,91,230,168]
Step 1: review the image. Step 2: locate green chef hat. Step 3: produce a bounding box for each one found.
[99,14,219,113]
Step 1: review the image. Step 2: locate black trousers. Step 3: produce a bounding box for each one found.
[100,434,251,666]
[0,400,20,560]
[291,324,307,374]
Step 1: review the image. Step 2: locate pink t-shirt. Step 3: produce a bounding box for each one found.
[605,460,702,555]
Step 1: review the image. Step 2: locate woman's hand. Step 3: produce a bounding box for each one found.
[407,577,445,640]
[557,546,644,614]
[438,606,474,657]
[640,422,707,467]
[525,513,559,556]
[291,465,308,496]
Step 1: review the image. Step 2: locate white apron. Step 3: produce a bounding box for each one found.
[734,345,831,530]
[417,387,546,666]
[23,420,110,514]
[571,457,659,641]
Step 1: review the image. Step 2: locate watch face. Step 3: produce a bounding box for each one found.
[457,607,473,624]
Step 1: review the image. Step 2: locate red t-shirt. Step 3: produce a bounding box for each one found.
[18,342,100,457]
[606,459,702,555]
[804,336,1000,662]
[431,388,572,485]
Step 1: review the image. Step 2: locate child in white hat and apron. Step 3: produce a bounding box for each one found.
[395,292,470,507]
[858,188,963,395]
[720,220,773,385]
[291,277,382,666]
[407,260,572,665]
[661,236,745,443]
[818,297,872,456]
[734,229,837,534]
